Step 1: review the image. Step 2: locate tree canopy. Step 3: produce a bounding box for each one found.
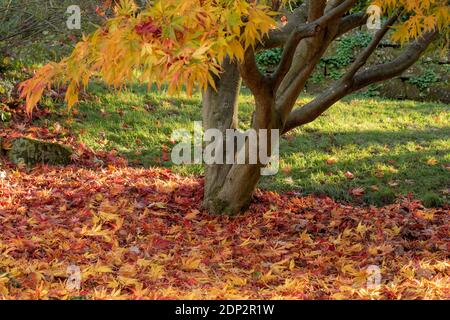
[18,0,450,114]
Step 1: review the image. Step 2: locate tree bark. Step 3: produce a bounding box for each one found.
[202,59,273,216]
[202,58,241,212]
[206,163,263,215]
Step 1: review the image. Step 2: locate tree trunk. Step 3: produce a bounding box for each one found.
[202,59,264,215]
[206,163,263,215]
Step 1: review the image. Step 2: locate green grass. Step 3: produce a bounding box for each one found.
[44,83,449,207]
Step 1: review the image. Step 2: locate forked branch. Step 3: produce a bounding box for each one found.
[283,30,437,133]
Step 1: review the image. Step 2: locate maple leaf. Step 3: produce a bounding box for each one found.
[426,158,438,166]
[344,171,355,179]
[349,187,365,197]
[326,158,338,165]
[225,274,248,287]
[185,209,200,220]
[299,230,313,243]
[1,139,12,150]
[356,222,370,236]
[181,257,202,271]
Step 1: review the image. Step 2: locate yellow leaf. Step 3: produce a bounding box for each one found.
[299,230,312,243]
[185,209,200,220]
[289,259,295,271]
[226,274,248,287]
[181,257,202,271]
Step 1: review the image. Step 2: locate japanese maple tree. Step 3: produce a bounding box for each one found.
[19,0,449,215]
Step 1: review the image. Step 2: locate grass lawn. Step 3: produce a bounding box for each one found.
[42,83,449,207]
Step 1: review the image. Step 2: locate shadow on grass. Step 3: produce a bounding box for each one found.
[57,85,448,207]
[261,127,449,206]
[119,127,449,207]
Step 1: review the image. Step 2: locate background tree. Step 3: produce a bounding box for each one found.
[19,0,449,215]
